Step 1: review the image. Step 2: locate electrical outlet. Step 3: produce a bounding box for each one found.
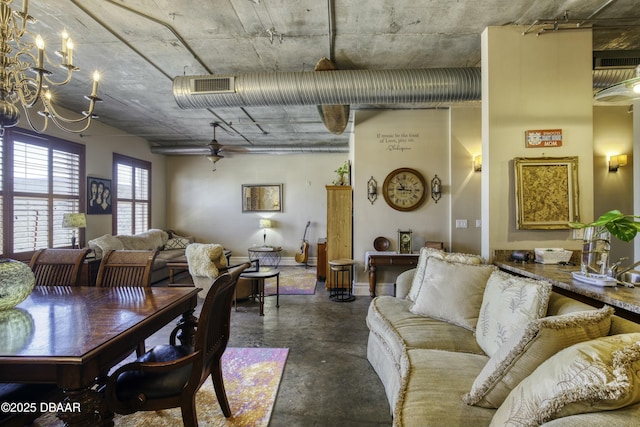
[475,219,482,228]
[455,219,468,228]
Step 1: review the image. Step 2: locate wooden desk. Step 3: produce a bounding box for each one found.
[0,286,199,426]
[366,252,419,297]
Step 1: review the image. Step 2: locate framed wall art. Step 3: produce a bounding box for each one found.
[514,157,579,230]
[87,176,112,215]
[242,184,283,213]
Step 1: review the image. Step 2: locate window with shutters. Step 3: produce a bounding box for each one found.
[113,153,151,235]
[0,129,85,258]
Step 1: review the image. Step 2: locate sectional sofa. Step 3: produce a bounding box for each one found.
[366,247,640,427]
[88,229,193,284]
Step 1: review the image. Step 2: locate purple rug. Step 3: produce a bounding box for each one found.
[35,347,289,427]
[264,266,317,295]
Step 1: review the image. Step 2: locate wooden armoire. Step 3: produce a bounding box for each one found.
[325,185,353,288]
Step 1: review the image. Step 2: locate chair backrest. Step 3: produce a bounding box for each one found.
[191,262,250,385]
[96,250,158,287]
[29,248,91,286]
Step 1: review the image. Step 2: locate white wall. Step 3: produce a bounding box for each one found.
[165,152,345,263]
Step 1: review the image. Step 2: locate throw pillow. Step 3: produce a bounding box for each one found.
[464,305,614,408]
[490,333,640,427]
[407,247,485,302]
[164,237,191,250]
[476,270,552,357]
[409,257,495,331]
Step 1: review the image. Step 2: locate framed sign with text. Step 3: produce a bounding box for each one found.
[525,129,563,148]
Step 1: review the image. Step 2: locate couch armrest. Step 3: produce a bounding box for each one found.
[395,268,416,299]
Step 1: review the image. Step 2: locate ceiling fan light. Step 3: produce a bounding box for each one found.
[633,82,640,94]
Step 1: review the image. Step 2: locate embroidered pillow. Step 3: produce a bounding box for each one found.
[490,333,640,427]
[409,257,495,331]
[407,247,485,302]
[464,306,614,408]
[476,270,552,357]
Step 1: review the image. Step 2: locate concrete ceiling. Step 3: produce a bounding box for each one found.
[22,0,640,154]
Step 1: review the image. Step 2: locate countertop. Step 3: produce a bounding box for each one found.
[495,261,640,317]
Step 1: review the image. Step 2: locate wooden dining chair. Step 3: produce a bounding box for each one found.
[96,249,158,356]
[29,248,91,286]
[95,249,158,288]
[103,262,251,427]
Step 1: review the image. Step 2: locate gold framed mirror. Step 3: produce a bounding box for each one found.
[242,184,283,213]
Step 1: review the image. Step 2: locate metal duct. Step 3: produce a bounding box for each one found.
[150,144,348,155]
[173,68,481,109]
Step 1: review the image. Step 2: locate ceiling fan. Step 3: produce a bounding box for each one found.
[206,122,224,170]
[594,64,640,103]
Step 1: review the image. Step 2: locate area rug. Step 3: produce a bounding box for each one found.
[264,266,317,295]
[34,347,288,427]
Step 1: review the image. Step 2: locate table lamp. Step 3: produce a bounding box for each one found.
[62,213,87,249]
[260,218,272,247]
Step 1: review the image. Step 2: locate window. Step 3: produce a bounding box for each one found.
[0,129,85,258]
[113,153,151,235]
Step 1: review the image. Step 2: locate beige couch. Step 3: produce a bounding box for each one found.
[366,248,640,427]
[88,229,194,284]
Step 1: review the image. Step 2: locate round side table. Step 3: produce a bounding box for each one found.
[239,268,280,316]
[328,259,356,302]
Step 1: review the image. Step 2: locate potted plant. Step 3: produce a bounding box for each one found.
[569,210,640,276]
[569,210,640,242]
[333,161,350,185]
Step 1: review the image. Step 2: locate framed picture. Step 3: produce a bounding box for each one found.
[242,184,283,213]
[514,157,579,229]
[87,176,112,215]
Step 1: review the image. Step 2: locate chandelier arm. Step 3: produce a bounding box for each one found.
[42,96,99,124]
[47,113,94,133]
[21,102,49,134]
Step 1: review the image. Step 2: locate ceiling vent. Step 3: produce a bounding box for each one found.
[191,77,235,94]
[593,50,640,69]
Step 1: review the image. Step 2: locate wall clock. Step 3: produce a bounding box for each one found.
[382,168,427,211]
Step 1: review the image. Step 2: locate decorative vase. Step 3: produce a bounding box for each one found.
[0,308,35,353]
[0,259,36,310]
[580,226,611,276]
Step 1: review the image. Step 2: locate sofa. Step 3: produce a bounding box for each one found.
[88,229,194,284]
[366,247,640,427]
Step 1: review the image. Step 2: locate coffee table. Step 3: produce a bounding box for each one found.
[239,268,280,316]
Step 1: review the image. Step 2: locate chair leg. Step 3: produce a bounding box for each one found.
[180,399,198,427]
[136,341,146,358]
[211,360,231,417]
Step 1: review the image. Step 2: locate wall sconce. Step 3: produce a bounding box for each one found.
[473,155,482,172]
[609,154,628,172]
[367,176,378,204]
[431,175,442,203]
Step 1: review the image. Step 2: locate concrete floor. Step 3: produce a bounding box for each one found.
[152,268,393,427]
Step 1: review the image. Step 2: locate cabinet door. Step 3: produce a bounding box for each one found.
[326,185,352,287]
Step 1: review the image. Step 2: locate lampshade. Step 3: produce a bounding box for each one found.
[259,219,272,229]
[62,213,87,229]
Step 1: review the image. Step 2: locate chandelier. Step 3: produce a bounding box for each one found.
[0,0,102,135]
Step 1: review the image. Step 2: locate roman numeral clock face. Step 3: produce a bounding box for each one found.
[382,168,427,211]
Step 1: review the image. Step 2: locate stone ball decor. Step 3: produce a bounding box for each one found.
[0,259,36,311]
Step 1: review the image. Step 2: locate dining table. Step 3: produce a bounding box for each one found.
[0,285,200,427]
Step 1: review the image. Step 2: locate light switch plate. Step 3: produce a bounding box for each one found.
[455,219,468,228]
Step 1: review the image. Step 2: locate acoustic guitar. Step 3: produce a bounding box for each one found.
[295,221,311,265]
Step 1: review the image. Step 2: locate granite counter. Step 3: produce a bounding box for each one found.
[495,261,640,322]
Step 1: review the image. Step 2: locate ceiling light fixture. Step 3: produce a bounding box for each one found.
[0,0,102,135]
[206,122,224,170]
